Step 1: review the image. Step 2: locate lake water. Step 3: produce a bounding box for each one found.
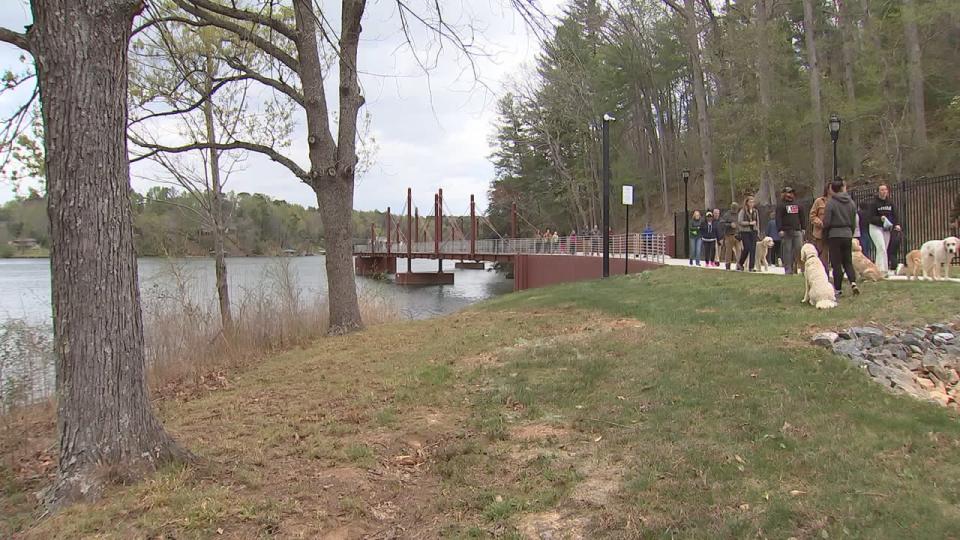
[0,256,513,408]
[0,256,514,325]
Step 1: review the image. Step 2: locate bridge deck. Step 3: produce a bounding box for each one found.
[353,234,668,263]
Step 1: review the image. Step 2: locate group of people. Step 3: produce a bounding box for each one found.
[688,181,906,297]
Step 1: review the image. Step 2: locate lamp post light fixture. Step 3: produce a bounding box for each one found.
[829,113,841,179]
[682,169,690,260]
[601,113,615,278]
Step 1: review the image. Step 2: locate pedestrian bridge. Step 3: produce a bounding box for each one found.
[352,188,668,289]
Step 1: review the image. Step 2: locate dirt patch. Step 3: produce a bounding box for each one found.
[569,469,620,507]
[460,352,503,369]
[516,510,590,539]
[319,524,367,539]
[509,423,574,442]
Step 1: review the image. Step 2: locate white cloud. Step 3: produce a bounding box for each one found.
[0,0,566,213]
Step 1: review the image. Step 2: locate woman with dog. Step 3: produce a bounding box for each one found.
[737,196,760,271]
[865,183,901,274]
[822,178,860,297]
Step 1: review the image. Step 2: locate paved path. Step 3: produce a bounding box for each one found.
[657,255,960,283]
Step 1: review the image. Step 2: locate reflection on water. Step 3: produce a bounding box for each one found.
[0,256,513,409]
[0,256,513,325]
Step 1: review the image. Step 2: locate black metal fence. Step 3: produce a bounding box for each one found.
[849,174,960,265]
[673,173,960,264]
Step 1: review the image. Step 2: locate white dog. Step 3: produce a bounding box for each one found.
[919,236,960,280]
[755,236,774,272]
[800,243,837,309]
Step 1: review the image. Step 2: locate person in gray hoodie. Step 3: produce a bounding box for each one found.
[821,177,859,297]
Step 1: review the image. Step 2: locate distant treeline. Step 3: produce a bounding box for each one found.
[0,188,396,257]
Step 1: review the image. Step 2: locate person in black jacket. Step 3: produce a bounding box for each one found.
[700,212,719,267]
[822,178,859,297]
[865,183,901,274]
[776,186,806,275]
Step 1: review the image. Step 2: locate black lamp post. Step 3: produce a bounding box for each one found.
[602,112,614,278]
[829,113,841,179]
[682,169,690,259]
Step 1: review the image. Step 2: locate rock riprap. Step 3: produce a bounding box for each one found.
[812,319,960,409]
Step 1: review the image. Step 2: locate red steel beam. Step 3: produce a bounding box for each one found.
[470,194,476,258]
[406,187,413,272]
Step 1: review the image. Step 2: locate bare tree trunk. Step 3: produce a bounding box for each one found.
[203,54,233,336]
[838,0,862,177]
[293,0,363,333]
[902,0,928,147]
[682,0,716,209]
[32,0,187,507]
[802,0,826,194]
[755,0,776,205]
[646,90,671,217]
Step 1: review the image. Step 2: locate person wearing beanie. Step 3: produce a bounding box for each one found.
[776,186,806,275]
[699,211,719,266]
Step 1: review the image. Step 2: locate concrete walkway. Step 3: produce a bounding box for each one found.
[658,255,960,283]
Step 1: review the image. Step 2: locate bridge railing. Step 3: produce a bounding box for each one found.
[354,233,667,262]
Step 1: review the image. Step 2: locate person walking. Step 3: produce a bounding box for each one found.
[776,186,806,275]
[764,210,780,266]
[865,183,900,274]
[569,230,577,255]
[822,177,859,297]
[712,208,723,265]
[700,212,719,266]
[737,197,760,271]
[720,202,741,270]
[689,210,704,265]
[809,184,832,273]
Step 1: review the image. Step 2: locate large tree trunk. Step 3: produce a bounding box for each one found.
[293,0,363,333]
[33,0,187,507]
[682,0,716,209]
[203,55,233,336]
[838,0,862,177]
[802,0,826,194]
[902,0,928,147]
[755,0,777,205]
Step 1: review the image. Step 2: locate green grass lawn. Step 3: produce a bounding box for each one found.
[3,267,959,538]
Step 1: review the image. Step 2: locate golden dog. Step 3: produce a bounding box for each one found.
[754,236,774,272]
[851,239,884,282]
[896,250,923,280]
[800,243,837,309]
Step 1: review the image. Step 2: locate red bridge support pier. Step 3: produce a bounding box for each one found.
[355,256,396,276]
[394,187,455,285]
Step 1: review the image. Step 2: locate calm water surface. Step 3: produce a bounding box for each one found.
[0,256,513,325]
[0,256,512,406]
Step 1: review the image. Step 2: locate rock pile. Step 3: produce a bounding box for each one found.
[812,319,960,409]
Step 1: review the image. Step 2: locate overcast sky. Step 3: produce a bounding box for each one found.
[0,0,564,213]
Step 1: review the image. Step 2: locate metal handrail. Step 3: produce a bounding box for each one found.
[354,233,668,263]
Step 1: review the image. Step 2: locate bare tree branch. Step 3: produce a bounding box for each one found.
[223,55,304,106]
[129,75,248,126]
[185,0,297,42]
[0,26,30,52]
[130,138,309,181]
[171,0,301,74]
[661,0,687,17]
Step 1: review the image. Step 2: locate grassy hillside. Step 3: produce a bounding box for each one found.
[3,268,960,538]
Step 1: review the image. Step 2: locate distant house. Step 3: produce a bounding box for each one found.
[10,238,39,249]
